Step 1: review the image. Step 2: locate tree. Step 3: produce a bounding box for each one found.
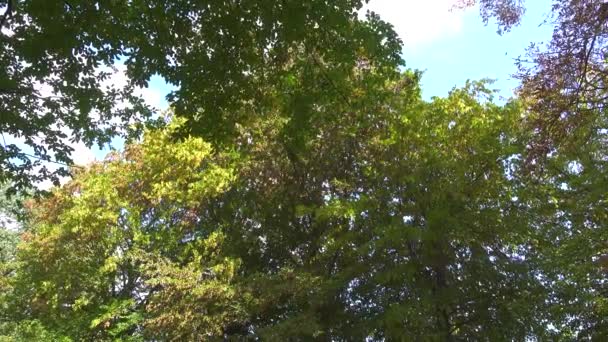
[0,184,55,341]
[0,0,402,191]
[457,1,608,337]
[460,0,608,166]
[0,181,26,305]
[2,1,606,339]
[6,118,236,340]
[8,68,596,339]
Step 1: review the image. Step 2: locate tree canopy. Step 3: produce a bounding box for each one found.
[1,0,608,340]
[461,0,608,165]
[0,0,401,190]
[2,71,607,339]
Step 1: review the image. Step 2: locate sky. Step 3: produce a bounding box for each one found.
[362,0,553,100]
[32,0,557,186]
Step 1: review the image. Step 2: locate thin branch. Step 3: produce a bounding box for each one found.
[577,35,597,93]
[1,133,84,169]
[19,151,84,169]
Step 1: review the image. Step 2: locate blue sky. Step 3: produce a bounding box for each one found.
[85,0,555,166]
[391,0,553,100]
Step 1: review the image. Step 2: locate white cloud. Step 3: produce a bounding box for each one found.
[100,64,164,107]
[137,87,164,111]
[69,141,96,166]
[360,0,471,49]
[101,64,166,116]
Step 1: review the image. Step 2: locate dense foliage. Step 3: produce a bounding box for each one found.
[0,0,401,190]
[1,0,607,340]
[1,70,606,340]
